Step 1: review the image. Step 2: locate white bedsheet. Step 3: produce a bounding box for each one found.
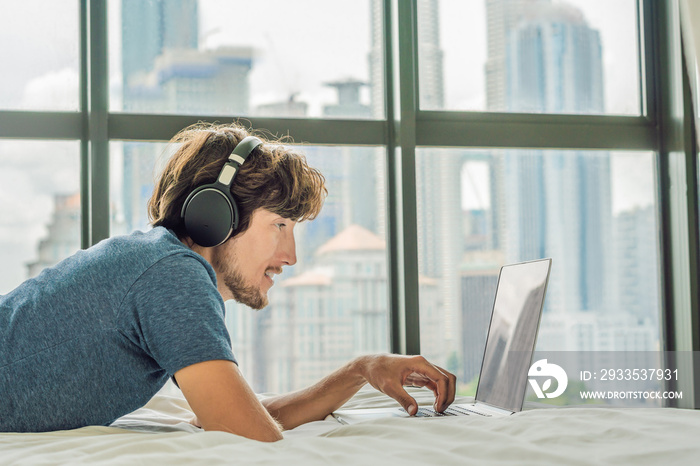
[1,387,699,465]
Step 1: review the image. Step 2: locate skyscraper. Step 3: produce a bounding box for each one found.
[485,0,550,112]
[120,0,200,234]
[121,0,199,110]
[612,206,660,329]
[505,3,604,114]
[498,1,612,316]
[240,76,391,392]
[413,0,465,362]
[26,193,81,278]
[485,0,659,368]
[264,225,389,393]
[119,0,253,234]
[290,79,381,268]
[255,224,440,393]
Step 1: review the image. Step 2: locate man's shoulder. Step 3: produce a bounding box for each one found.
[95,227,196,265]
[79,227,215,285]
[98,226,181,253]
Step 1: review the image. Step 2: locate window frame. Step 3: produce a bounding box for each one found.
[0,0,697,407]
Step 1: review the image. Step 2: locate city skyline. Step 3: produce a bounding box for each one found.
[2,1,657,295]
[0,1,661,399]
[1,0,638,115]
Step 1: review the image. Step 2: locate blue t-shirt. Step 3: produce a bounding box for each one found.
[0,227,236,432]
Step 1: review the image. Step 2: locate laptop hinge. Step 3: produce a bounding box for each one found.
[474,402,515,416]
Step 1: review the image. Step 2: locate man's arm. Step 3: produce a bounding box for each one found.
[262,354,457,431]
[174,360,283,442]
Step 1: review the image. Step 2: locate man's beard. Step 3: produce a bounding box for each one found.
[213,254,268,310]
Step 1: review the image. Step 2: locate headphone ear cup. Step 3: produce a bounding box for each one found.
[180,135,260,247]
[182,187,236,247]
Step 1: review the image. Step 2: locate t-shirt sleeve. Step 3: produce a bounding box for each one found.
[118,253,237,377]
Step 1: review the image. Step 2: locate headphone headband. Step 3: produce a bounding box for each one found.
[230,136,263,164]
[216,136,263,187]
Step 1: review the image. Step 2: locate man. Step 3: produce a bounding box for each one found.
[0,123,455,441]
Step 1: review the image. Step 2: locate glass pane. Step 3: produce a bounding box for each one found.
[231,145,389,392]
[110,141,171,236]
[110,141,389,393]
[416,148,661,405]
[111,0,383,119]
[0,140,81,294]
[420,0,641,115]
[0,1,79,111]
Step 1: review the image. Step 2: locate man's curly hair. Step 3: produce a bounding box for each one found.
[148,122,327,240]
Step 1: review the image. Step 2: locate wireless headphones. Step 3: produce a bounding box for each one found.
[180,135,263,247]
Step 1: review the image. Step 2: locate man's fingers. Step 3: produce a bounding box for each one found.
[363,354,457,415]
[384,383,419,416]
[404,371,432,387]
[407,374,443,411]
[403,357,457,412]
[431,364,457,411]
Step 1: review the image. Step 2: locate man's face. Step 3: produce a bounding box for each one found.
[211,208,297,309]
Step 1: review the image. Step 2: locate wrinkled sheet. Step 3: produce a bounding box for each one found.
[1,387,699,465]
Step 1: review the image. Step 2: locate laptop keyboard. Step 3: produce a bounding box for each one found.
[401,406,492,417]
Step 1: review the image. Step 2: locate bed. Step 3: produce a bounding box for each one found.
[1,385,698,465]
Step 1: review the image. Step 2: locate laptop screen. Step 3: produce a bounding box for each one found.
[474,258,551,412]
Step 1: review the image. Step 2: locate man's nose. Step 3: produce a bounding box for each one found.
[280,233,297,266]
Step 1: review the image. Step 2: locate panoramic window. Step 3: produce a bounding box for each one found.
[110,141,172,236]
[2,0,687,405]
[111,0,383,119]
[0,140,80,294]
[416,148,660,404]
[420,0,641,115]
[111,141,390,393]
[242,145,389,393]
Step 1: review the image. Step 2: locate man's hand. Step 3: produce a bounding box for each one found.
[356,354,457,415]
[259,353,456,429]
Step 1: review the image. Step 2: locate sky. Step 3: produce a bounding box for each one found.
[0,0,654,293]
[0,0,640,114]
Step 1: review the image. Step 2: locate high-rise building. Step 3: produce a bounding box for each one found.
[612,206,660,330]
[254,95,308,118]
[459,252,503,382]
[27,193,125,277]
[264,225,388,393]
[485,0,550,112]
[487,0,658,357]
[323,79,371,119]
[236,77,389,391]
[121,0,199,234]
[500,2,612,317]
[256,224,439,393]
[125,47,253,115]
[505,3,604,114]
[287,79,382,268]
[119,1,253,234]
[368,0,385,119]
[411,0,465,363]
[417,0,445,110]
[121,0,199,111]
[485,0,557,253]
[26,193,81,278]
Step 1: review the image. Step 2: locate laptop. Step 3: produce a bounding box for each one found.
[332,258,552,424]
